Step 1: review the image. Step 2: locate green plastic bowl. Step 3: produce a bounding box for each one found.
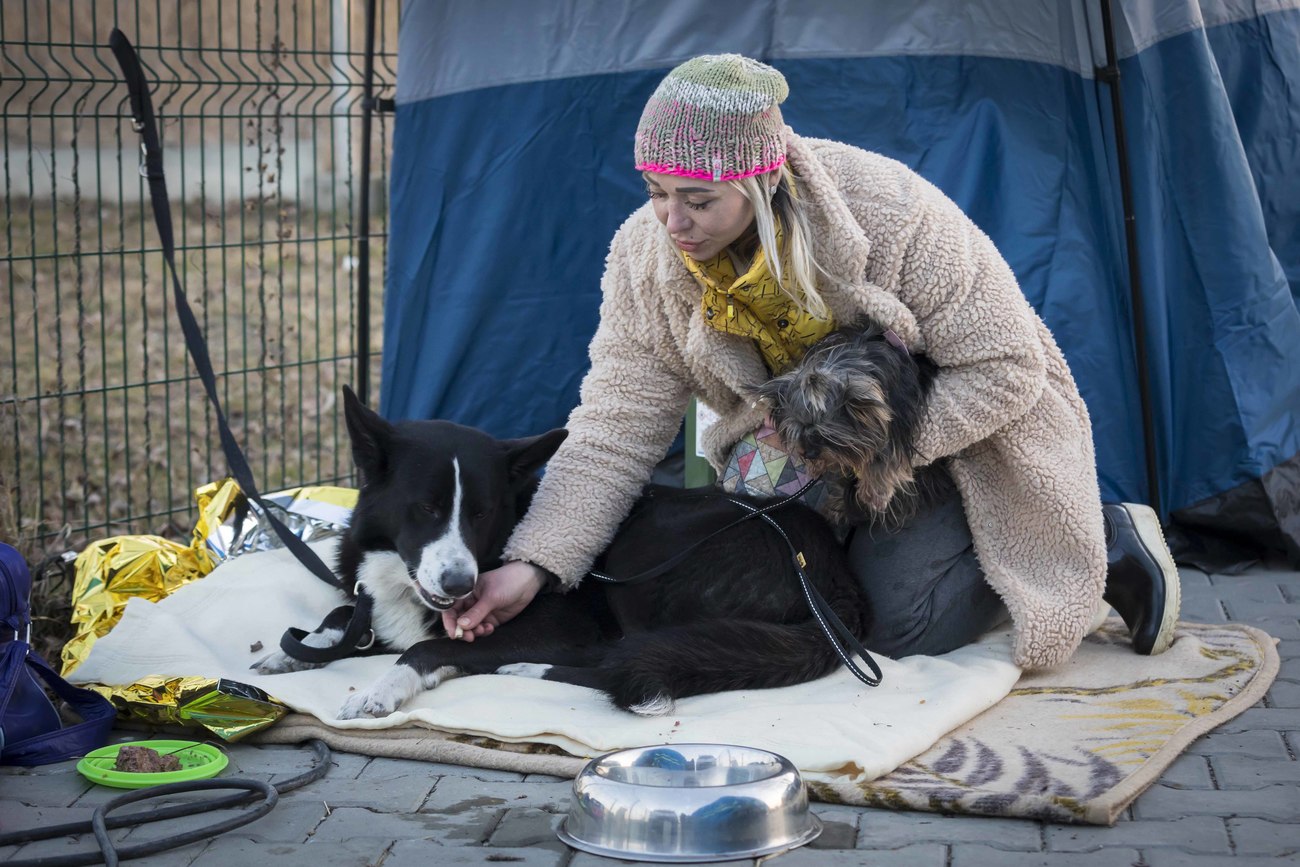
[76,740,228,789]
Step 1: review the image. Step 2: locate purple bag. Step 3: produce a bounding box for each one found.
[1,542,115,766]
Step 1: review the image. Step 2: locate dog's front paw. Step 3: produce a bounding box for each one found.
[251,650,324,675]
[336,664,426,719]
[337,689,397,720]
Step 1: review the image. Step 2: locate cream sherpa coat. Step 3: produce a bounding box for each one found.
[503,132,1107,670]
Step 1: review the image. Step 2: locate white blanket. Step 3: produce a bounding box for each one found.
[72,541,1022,782]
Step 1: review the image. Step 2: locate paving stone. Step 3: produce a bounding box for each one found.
[570,856,757,867]
[1208,574,1288,600]
[1227,816,1300,856]
[1228,603,1300,625]
[1179,582,1221,602]
[1247,617,1300,640]
[0,801,96,852]
[1213,707,1300,734]
[1279,655,1300,682]
[264,751,376,806]
[1046,816,1229,854]
[806,807,859,849]
[1182,729,1291,759]
[1142,852,1294,866]
[415,761,527,782]
[486,806,564,849]
[283,755,438,812]
[951,846,1143,866]
[4,835,122,864]
[770,844,947,865]
[222,743,352,778]
[522,772,572,783]
[1154,754,1214,789]
[391,843,568,866]
[422,774,574,814]
[311,804,499,845]
[187,836,388,867]
[0,767,91,807]
[1266,680,1300,707]
[1210,756,1300,788]
[114,843,213,867]
[1132,784,1299,821]
[1178,569,1212,588]
[118,798,330,845]
[857,810,1041,851]
[1177,596,1227,624]
[0,758,86,778]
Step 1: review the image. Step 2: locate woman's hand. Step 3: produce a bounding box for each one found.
[440,560,547,642]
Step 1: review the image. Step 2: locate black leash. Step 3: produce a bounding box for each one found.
[590,481,883,688]
[108,29,372,663]
[0,739,333,867]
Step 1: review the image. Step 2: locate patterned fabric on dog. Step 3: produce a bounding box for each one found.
[719,420,827,514]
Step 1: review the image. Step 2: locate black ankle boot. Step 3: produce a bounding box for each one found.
[1102,502,1181,655]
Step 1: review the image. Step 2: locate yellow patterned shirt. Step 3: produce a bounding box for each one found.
[682,237,835,374]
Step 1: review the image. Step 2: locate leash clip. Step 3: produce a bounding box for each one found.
[356,629,375,651]
[137,141,150,178]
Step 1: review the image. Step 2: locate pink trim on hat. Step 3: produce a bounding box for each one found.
[635,154,787,182]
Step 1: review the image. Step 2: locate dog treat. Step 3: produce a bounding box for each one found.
[114,744,182,773]
[453,624,464,640]
[249,640,264,653]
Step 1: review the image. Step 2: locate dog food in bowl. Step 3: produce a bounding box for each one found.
[558,743,821,862]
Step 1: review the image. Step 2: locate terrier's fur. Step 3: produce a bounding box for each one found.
[751,319,940,528]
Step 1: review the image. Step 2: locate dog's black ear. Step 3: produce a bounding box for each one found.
[500,428,568,486]
[342,384,393,482]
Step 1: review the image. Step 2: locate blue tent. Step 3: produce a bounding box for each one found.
[381,0,1300,561]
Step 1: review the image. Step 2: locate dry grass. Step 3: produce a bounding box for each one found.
[3,194,386,657]
[2,194,385,549]
[2,0,398,659]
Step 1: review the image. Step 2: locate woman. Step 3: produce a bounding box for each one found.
[443,54,1178,670]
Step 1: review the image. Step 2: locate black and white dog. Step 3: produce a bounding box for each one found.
[256,323,930,718]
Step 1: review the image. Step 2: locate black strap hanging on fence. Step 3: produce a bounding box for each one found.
[108,28,343,592]
[108,29,379,664]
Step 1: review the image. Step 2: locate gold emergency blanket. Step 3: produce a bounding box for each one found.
[62,479,356,740]
[80,676,287,741]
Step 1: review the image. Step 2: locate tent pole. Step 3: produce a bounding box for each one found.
[1097,0,1162,515]
[355,0,379,408]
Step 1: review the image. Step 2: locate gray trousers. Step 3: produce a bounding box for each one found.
[847,473,1007,658]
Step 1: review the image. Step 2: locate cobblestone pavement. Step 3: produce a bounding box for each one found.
[3,562,1297,865]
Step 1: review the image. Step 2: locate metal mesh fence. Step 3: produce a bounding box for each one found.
[1,0,397,561]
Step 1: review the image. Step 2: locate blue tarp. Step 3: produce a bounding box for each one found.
[381,0,1300,520]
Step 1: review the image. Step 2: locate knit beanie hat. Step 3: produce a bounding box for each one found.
[634,54,789,182]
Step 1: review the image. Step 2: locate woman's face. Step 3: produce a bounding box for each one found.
[644,171,754,261]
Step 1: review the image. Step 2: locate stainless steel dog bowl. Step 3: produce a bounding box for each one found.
[557,744,821,862]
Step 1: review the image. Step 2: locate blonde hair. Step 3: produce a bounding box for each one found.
[731,164,830,318]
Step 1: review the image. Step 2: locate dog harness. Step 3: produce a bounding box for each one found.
[681,227,835,374]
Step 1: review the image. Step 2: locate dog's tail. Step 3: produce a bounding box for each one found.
[598,618,864,715]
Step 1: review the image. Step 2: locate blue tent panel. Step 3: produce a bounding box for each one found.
[382,1,1300,526]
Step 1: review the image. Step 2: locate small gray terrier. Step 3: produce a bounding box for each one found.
[750,319,942,529]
